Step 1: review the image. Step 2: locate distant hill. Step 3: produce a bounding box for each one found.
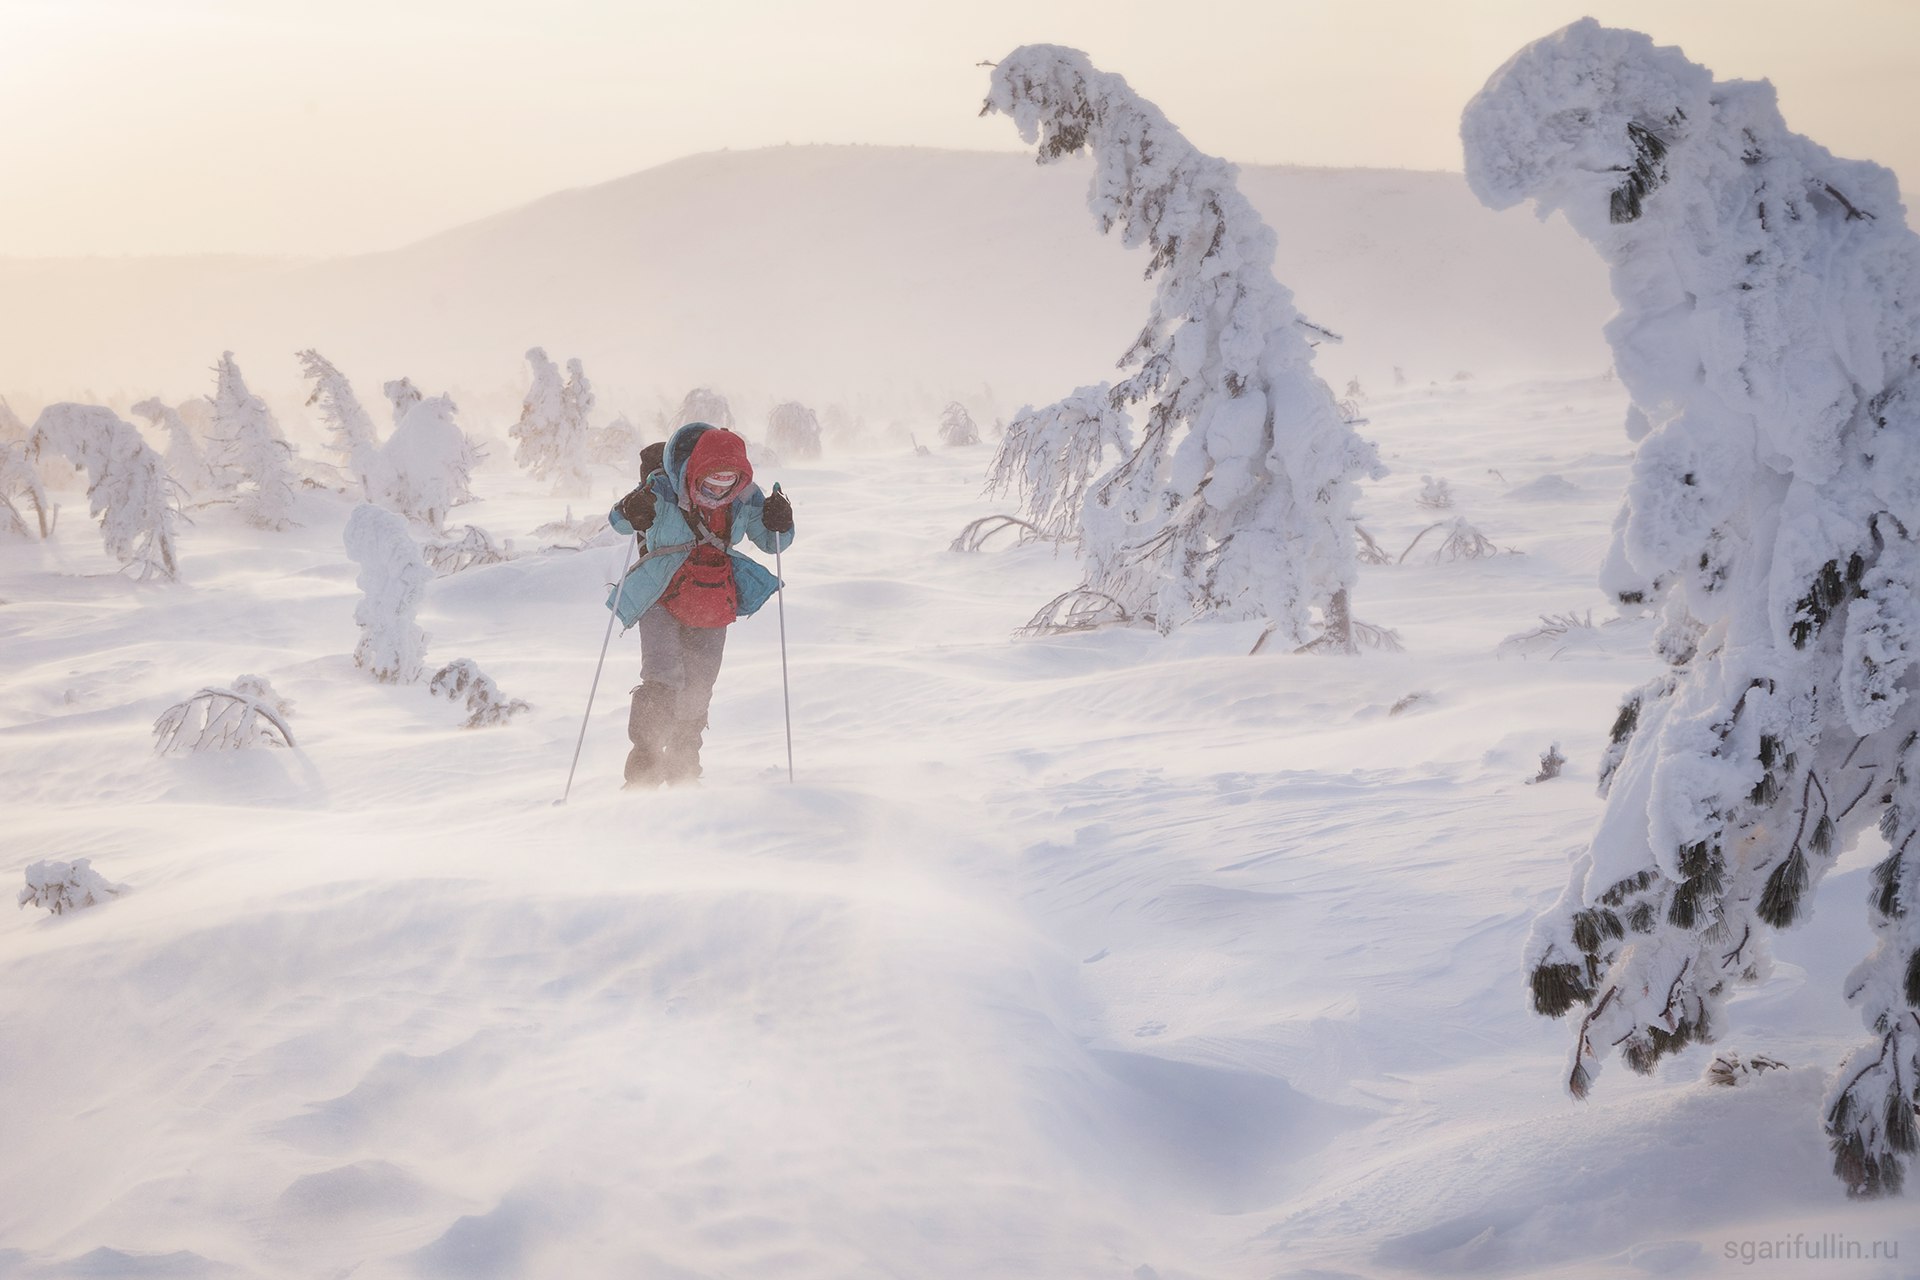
[0,145,1612,418]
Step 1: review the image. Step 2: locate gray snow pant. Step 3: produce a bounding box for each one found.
[638,605,728,725]
[625,606,728,786]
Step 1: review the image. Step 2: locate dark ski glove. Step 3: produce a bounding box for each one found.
[617,484,657,530]
[761,488,793,533]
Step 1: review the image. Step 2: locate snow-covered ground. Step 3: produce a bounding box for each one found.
[3,377,1916,1278]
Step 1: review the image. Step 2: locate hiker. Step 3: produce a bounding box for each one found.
[606,421,794,787]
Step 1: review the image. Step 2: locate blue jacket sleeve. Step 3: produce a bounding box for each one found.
[608,502,637,537]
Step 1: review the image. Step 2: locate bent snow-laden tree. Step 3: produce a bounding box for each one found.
[987,383,1132,542]
[984,46,1383,646]
[343,503,430,683]
[30,404,179,579]
[1,440,52,540]
[131,397,216,500]
[298,349,383,497]
[1464,19,1920,1198]
[209,352,299,529]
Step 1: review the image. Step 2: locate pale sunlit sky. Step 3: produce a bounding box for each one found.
[4,0,1917,258]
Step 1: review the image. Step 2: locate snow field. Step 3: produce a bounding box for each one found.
[2,377,1916,1277]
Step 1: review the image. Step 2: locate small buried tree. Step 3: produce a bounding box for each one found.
[208,351,299,529]
[30,404,179,579]
[938,401,980,447]
[1464,18,1920,1197]
[509,347,586,490]
[983,46,1383,647]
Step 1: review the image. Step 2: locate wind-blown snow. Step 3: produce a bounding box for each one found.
[4,375,1914,1276]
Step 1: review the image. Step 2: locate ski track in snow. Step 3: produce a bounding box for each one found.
[4,378,1918,1279]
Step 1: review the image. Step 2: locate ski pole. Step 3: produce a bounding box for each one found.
[773,483,794,784]
[555,533,639,806]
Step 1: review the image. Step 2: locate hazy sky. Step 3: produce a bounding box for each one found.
[4,0,1917,257]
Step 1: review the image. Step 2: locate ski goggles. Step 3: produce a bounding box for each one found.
[697,471,741,499]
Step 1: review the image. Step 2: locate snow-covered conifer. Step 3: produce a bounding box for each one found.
[985,46,1384,645]
[1464,18,1920,1197]
[1,441,52,540]
[0,397,30,444]
[938,402,980,448]
[768,401,823,460]
[987,384,1131,541]
[298,350,383,497]
[343,503,429,683]
[30,404,178,579]
[208,352,299,529]
[18,858,125,915]
[670,387,734,432]
[506,351,587,491]
[383,377,423,428]
[381,394,476,529]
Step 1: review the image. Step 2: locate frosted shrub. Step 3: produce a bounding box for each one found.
[589,414,641,469]
[18,859,125,916]
[298,350,384,498]
[985,46,1383,647]
[208,352,299,529]
[382,394,476,528]
[30,404,179,579]
[986,383,1131,541]
[153,675,296,752]
[938,402,980,447]
[768,401,823,460]
[0,440,52,540]
[430,658,529,728]
[1465,18,1920,1197]
[670,387,734,432]
[132,397,216,499]
[343,503,430,683]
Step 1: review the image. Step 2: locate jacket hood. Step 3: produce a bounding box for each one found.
[668,422,752,502]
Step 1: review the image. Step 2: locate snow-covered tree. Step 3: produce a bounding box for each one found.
[298,350,383,496]
[768,401,823,460]
[507,348,590,492]
[938,401,980,448]
[0,440,52,540]
[131,397,216,499]
[343,503,429,683]
[30,404,178,579]
[670,387,734,432]
[984,46,1384,645]
[208,352,299,529]
[1464,18,1920,1198]
[987,384,1131,542]
[423,524,510,575]
[0,397,30,444]
[381,394,476,529]
[383,377,423,428]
